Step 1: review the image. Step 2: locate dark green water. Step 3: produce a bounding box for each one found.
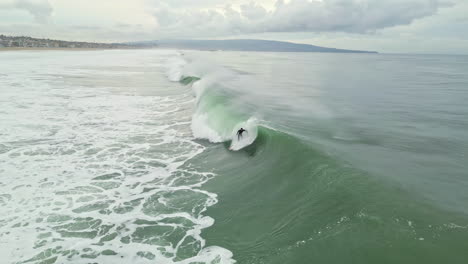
[180,52,468,263]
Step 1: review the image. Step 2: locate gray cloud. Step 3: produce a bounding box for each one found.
[152,0,226,8]
[151,0,455,37]
[0,0,53,23]
[240,2,268,20]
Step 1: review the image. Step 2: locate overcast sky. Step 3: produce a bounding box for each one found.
[1,0,467,54]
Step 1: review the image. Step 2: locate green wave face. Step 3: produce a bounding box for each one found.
[174,52,468,264]
[180,74,256,146]
[193,123,468,264]
[179,76,200,85]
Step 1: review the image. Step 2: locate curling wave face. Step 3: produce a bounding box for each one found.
[166,55,260,151]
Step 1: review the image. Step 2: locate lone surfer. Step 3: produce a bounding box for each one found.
[237,128,247,140]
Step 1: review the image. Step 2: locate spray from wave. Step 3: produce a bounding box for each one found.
[166,54,259,151]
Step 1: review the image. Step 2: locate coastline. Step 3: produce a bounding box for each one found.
[0,47,153,52]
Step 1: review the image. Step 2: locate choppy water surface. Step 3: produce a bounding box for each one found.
[1,50,468,264]
[0,50,232,263]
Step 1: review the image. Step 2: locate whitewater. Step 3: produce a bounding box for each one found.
[0,50,235,264]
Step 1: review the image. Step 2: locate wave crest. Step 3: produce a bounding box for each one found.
[167,55,259,151]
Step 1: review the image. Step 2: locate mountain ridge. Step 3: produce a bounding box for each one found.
[133,39,378,53]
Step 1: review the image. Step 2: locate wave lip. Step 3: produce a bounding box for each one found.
[170,55,259,151]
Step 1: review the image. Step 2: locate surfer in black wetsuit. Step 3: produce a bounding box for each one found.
[237,128,247,140]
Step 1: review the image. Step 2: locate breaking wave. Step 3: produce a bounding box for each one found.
[166,55,259,151]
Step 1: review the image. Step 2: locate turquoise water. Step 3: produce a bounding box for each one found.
[0,50,468,263]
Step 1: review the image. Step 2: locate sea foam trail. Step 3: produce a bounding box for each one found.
[167,54,259,151]
[0,50,235,264]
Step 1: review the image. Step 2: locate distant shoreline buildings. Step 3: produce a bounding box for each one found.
[0,35,154,49]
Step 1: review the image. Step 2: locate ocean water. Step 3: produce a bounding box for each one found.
[1,49,468,264]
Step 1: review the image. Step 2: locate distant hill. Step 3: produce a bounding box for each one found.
[133,39,377,53]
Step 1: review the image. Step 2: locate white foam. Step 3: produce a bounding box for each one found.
[229,118,259,151]
[166,56,187,82]
[191,113,226,143]
[0,50,235,264]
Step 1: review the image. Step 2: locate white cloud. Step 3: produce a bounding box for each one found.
[0,0,467,53]
[150,0,455,37]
